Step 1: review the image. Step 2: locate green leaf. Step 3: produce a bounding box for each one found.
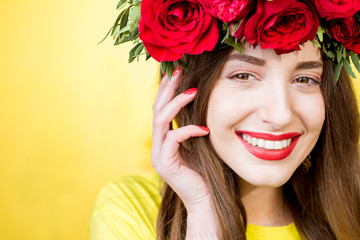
[120,8,130,30]
[111,9,127,35]
[336,49,342,62]
[343,46,347,58]
[98,27,113,45]
[128,42,142,63]
[334,61,343,83]
[221,23,230,44]
[115,36,128,45]
[326,50,335,59]
[129,28,139,40]
[225,36,242,55]
[177,59,189,73]
[350,51,360,73]
[160,61,167,74]
[166,62,175,81]
[112,25,120,39]
[134,43,144,56]
[221,32,229,44]
[317,26,323,42]
[116,0,127,9]
[145,50,151,61]
[343,58,356,78]
[118,25,130,35]
[230,21,241,35]
[160,62,175,80]
[130,4,141,23]
[310,39,321,48]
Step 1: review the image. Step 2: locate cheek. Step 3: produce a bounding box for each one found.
[207,87,257,129]
[295,93,325,131]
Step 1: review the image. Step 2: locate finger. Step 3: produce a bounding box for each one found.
[152,125,209,169]
[157,71,169,94]
[153,125,210,206]
[152,88,197,156]
[153,67,182,114]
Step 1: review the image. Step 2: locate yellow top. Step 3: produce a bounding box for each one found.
[89,174,301,240]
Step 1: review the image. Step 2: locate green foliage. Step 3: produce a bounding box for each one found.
[221,22,244,55]
[319,28,360,82]
[100,0,147,62]
[316,25,324,42]
[160,61,175,81]
[334,61,343,83]
[350,51,360,73]
[225,36,242,55]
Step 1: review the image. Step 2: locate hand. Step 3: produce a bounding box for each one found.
[151,67,212,212]
[152,68,219,239]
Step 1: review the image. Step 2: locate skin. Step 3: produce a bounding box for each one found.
[151,41,325,239]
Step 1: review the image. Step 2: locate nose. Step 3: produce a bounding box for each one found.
[258,83,293,129]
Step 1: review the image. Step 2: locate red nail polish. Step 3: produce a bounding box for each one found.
[199,126,209,132]
[172,67,181,76]
[183,88,197,95]
[164,71,167,78]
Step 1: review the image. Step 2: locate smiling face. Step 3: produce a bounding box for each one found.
[207,41,325,187]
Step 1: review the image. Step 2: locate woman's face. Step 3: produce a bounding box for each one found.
[207,41,325,187]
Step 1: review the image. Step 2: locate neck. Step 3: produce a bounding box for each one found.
[240,180,293,227]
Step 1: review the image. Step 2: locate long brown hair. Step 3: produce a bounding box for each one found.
[156,44,360,240]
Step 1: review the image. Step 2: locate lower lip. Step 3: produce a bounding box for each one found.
[237,134,300,161]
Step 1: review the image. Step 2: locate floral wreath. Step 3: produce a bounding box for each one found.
[101,0,360,82]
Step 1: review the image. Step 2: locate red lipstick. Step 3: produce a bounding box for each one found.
[236,131,301,161]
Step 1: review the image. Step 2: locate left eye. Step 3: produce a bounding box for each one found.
[293,77,320,85]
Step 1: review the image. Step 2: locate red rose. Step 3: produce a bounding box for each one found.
[328,17,360,54]
[315,0,360,20]
[139,0,219,62]
[236,0,319,54]
[205,0,255,22]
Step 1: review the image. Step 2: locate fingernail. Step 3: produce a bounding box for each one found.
[183,88,197,95]
[199,126,209,132]
[164,71,167,78]
[172,67,181,77]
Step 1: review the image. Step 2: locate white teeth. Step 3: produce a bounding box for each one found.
[264,140,274,150]
[251,137,258,146]
[243,134,248,141]
[242,133,293,150]
[274,141,283,150]
[258,139,265,148]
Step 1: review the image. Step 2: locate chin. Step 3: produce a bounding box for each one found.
[240,170,295,188]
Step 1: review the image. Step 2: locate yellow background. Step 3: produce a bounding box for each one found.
[0,0,359,240]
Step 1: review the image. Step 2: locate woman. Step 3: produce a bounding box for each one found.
[90,0,360,239]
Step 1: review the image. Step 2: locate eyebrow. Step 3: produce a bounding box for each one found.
[228,53,323,70]
[295,61,323,70]
[227,53,266,66]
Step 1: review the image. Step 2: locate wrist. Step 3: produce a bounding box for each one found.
[186,232,219,240]
[185,200,219,240]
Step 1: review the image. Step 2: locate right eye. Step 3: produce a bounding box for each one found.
[229,73,256,81]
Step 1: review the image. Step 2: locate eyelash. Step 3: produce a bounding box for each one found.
[229,73,321,86]
[229,73,257,81]
[292,76,322,86]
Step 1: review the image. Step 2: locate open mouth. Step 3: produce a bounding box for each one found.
[236,131,301,161]
[241,133,292,150]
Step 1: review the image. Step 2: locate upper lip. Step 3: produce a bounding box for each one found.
[235,131,301,141]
